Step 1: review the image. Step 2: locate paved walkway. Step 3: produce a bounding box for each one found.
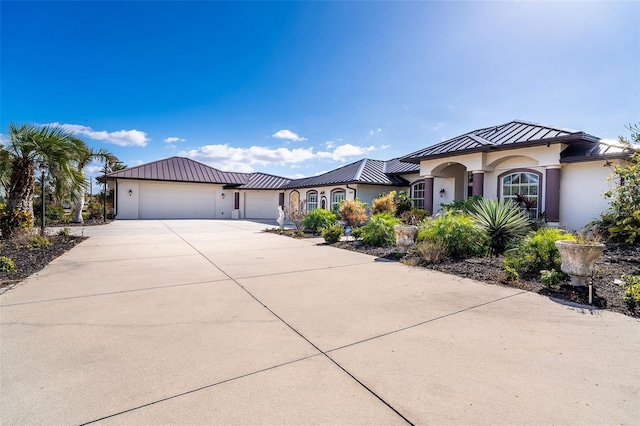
[1,220,639,425]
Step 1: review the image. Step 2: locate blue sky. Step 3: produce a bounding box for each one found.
[2,1,638,180]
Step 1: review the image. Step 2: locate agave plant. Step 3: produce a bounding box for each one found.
[471,198,530,256]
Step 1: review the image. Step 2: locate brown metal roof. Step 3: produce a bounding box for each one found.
[107,157,249,184]
[239,173,291,189]
[560,140,637,163]
[401,120,600,163]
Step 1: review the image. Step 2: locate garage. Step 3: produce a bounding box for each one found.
[139,181,215,219]
[244,191,278,219]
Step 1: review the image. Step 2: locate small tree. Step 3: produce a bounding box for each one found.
[602,124,640,243]
[338,199,367,227]
[286,200,307,231]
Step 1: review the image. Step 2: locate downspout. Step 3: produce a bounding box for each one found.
[114,179,118,218]
[346,183,356,200]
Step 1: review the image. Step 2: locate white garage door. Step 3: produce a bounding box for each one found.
[245,192,278,219]
[139,182,215,219]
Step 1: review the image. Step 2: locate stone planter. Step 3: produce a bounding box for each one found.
[394,225,418,253]
[555,240,605,287]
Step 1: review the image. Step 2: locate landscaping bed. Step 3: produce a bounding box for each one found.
[0,233,87,288]
[331,240,640,318]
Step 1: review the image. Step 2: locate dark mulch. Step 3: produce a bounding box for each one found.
[0,233,88,288]
[331,240,640,318]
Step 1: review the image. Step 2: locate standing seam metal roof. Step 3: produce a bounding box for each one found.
[401,120,599,163]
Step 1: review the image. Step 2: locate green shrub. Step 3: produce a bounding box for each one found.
[360,212,400,247]
[321,222,343,243]
[58,227,71,236]
[540,269,564,287]
[394,191,413,217]
[399,208,429,225]
[0,256,16,272]
[0,208,32,239]
[302,209,337,233]
[417,212,487,258]
[372,192,396,216]
[350,226,362,240]
[471,198,530,256]
[503,228,574,276]
[26,235,51,248]
[441,195,483,214]
[619,275,640,307]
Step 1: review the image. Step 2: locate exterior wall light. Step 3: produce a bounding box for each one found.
[221,193,225,199]
[439,188,446,198]
[129,189,133,197]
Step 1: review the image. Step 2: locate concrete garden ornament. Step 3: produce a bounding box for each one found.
[393,225,418,253]
[555,240,605,287]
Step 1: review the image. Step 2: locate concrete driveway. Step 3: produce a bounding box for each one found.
[1,220,638,425]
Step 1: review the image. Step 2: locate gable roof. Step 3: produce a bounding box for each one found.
[107,157,249,185]
[401,120,600,163]
[281,158,419,189]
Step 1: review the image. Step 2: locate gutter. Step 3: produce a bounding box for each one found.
[346,183,357,200]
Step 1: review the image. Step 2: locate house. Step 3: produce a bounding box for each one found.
[279,157,421,213]
[400,120,633,230]
[106,120,634,230]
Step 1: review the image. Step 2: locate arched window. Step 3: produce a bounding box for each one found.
[307,191,318,211]
[501,171,541,218]
[411,182,425,209]
[331,189,345,210]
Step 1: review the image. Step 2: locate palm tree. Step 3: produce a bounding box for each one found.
[1,123,86,237]
[69,142,117,223]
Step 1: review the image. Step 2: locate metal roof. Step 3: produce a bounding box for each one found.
[107,157,249,184]
[560,140,637,163]
[280,158,416,189]
[238,173,291,189]
[401,120,600,163]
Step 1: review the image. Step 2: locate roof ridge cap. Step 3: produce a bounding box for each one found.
[354,159,368,180]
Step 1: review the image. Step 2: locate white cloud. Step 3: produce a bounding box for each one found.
[272,129,307,142]
[317,143,377,162]
[164,137,186,143]
[368,128,382,135]
[325,140,335,149]
[49,122,149,147]
[179,144,315,173]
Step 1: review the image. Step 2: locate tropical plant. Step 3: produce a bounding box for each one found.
[371,192,395,215]
[360,212,399,247]
[416,212,487,258]
[599,123,640,243]
[70,144,117,223]
[503,228,574,276]
[399,208,429,225]
[1,123,86,238]
[302,209,337,233]
[540,269,564,287]
[0,256,15,272]
[321,222,343,243]
[440,195,483,214]
[393,191,412,217]
[618,275,640,308]
[471,198,530,256]
[338,199,368,227]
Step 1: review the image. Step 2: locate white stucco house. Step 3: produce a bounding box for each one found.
[106,120,634,230]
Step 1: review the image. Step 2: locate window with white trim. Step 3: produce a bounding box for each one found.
[411,182,425,209]
[501,171,539,218]
[331,189,345,209]
[307,191,318,211]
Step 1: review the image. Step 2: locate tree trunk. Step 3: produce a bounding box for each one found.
[6,158,36,226]
[72,192,85,223]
